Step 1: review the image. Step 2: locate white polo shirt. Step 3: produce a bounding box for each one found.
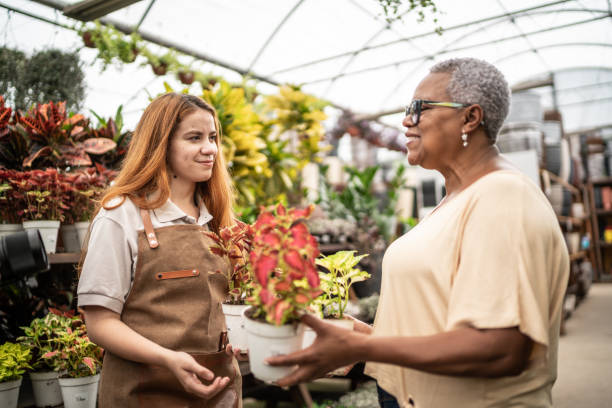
[77,196,213,314]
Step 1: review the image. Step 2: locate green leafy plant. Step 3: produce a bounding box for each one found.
[247,203,322,325]
[0,342,31,382]
[375,0,440,28]
[41,320,102,378]
[16,49,85,112]
[79,21,141,69]
[315,251,370,319]
[17,310,79,372]
[11,169,70,222]
[205,221,255,304]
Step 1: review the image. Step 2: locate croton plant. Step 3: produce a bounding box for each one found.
[247,203,322,326]
[204,221,255,304]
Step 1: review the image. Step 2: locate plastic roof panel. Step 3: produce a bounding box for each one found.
[1,0,611,132]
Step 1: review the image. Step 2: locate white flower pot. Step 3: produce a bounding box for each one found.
[0,377,22,408]
[22,220,61,254]
[30,371,63,407]
[58,373,100,408]
[61,224,81,253]
[302,317,354,376]
[74,221,90,247]
[222,303,250,352]
[0,223,23,238]
[243,307,304,383]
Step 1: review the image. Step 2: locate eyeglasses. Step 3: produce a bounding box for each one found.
[405,99,470,126]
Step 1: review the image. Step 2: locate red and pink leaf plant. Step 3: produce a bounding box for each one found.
[247,203,322,326]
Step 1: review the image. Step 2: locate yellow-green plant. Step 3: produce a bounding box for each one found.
[263,85,329,165]
[201,81,268,205]
[314,250,370,319]
[0,342,31,382]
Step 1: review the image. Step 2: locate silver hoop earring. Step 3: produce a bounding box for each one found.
[461,132,468,147]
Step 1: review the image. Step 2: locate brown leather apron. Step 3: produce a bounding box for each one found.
[98,209,242,407]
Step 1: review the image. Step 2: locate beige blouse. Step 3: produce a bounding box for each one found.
[365,170,569,408]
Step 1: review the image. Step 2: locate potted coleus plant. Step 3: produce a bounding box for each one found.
[303,250,370,375]
[15,169,70,253]
[243,203,322,383]
[17,310,77,408]
[205,221,254,352]
[42,320,103,408]
[0,342,31,408]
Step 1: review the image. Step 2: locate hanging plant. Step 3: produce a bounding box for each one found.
[177,70,195,85]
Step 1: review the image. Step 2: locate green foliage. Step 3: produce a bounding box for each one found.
[41,322,102,378]
[315,251,370,318]
[80,21,142,69]
[375,0,440,27]
[316,163,407,244]
[17,311,79,372]
[0,47,26,108]
[16,49,85,112]
[0,342,31,382]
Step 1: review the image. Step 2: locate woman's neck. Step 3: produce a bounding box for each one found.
[440,144,512,198]
[169,178,198,218]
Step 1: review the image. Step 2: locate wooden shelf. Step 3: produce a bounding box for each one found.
[48,253,81,264]
[595,209,612,216]
[318,243,353,253]
[590,177,612,185]
[557,215,588,228]
[569,250,587,262]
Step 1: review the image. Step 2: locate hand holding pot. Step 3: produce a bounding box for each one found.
[163,350,230,399]
[265,314,368,386]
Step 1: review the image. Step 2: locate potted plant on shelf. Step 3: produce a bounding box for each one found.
[205,221,254,352]
[0,342,31,408]
[15,169,69,254]
[17,310,77,408]
[42,319,103,408]
[242,203,322,383]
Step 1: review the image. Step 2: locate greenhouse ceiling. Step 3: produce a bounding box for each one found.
[1,0,612,133]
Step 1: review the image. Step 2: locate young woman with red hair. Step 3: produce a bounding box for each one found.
[78,93,241,407]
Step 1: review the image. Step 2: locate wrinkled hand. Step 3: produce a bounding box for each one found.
[164,350,230,399]
[225,344,249,362]
[265,314,366,387]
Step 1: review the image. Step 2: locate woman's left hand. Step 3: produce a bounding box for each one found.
[225,344,249,362]
[265,314,365,387]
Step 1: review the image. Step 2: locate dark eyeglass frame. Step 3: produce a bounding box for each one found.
[405,99,470,126]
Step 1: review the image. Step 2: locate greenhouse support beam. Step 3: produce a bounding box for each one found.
[0,1,72,29]
[272,0,575,75]
[28,0,283,87]
[302,14,610,85]
[246,0,306,72]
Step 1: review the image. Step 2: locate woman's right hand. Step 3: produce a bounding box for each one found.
[163,350,230,399]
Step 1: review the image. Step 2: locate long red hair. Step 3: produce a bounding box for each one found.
[101,93,235,233]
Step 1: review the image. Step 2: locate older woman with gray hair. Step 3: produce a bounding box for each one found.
[268,57,569,408]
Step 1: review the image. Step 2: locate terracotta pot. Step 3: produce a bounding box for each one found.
[151,63,168,76]
[178,71,195,85]
[81,32,96,48]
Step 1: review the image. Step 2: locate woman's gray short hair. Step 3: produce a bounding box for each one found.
[430,58,510,143]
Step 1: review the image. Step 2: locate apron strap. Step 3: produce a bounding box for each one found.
[140,209,159,249]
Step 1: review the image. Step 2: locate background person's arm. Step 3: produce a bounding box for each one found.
[82,306,231,399]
